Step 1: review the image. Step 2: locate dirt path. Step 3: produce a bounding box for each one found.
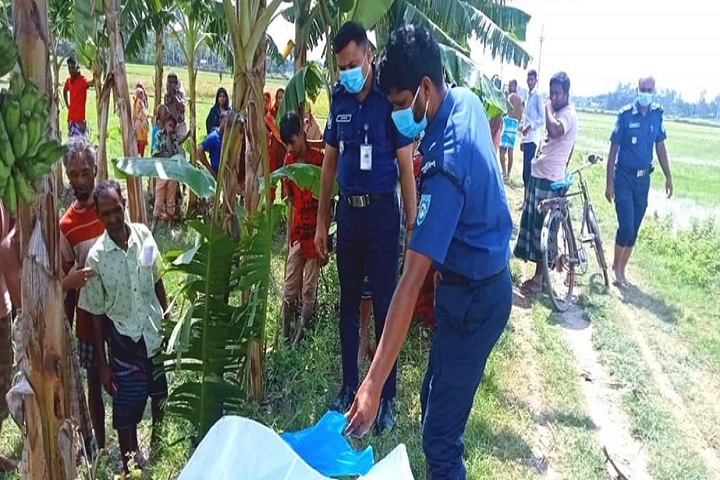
[511,294,558,479]
[612,290,720,477]
[558,304,654,480]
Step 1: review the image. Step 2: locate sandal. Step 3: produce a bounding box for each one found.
[519,279,542,295]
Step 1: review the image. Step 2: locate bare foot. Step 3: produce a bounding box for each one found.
[519,278,542,295]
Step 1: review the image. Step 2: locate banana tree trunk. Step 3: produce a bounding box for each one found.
[92,67,109,183]
[153,27,164,116]
[95,78,113,184]
[186,63,198,212]
[105,0,146,224]
[12,1,72,478]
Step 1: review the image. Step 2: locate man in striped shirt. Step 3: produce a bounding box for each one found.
[59,137,107,449]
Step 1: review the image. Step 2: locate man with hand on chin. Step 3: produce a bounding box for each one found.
[345,25,513,480]
[605,75,672,286]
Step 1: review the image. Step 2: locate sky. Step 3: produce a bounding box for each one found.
[267,0,720,102]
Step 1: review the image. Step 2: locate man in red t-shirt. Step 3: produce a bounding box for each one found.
[63,57,90,137]
[59,137,107,449]
[279,112,324,347]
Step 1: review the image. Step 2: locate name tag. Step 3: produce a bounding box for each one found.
[360,144,372,171]
[628,122,640,129]
[336,114,352,123]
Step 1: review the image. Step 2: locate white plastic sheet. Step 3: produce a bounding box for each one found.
[178,416,415,480]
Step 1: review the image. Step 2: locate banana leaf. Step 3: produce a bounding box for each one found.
[276,62,327,125]
[348,0,395,30]
[161,212,272,440]
[439,43,510,119]
[268,163,337,198]
[113,154,216,198]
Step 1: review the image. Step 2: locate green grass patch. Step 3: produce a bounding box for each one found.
[583,293,709,480]
[529,304,606,480]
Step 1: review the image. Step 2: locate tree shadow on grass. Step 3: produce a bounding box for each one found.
[615,282,682,325]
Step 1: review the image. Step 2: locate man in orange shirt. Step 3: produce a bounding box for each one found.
[279,112,324,348]
[59,137,107,449]
[63,57,91,137]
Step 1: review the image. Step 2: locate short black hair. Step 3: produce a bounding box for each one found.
[527,69,537,79]
[549,71,571,95]
[67,57,77,66]
[93,179,122,208]
[378,24,443,95]
[279,112,302,145]
[333,21,368,54]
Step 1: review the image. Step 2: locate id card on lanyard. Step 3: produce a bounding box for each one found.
[360,122,372,171]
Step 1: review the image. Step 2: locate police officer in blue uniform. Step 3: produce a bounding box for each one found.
[346,25,513,480]
[315,21,417,435]
[605,75,673,286]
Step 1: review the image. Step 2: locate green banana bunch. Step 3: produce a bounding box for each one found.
[0,73,67,216]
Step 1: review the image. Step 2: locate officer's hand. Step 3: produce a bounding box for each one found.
[605,183,614,203]
[314,228,329,265]
[522,124,531,136]
[665,177,673,199]
[345,381,381,438]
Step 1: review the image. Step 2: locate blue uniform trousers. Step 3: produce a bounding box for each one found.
[522,142,537,189]
[614,166,651,247]
[420,268,512,480]
[336,195,399,400]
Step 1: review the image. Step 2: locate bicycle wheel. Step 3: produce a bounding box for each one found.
[586,205,609,287]
[541,208,576,312]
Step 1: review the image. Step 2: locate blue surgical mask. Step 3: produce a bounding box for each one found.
[637,92,653,108]
[339,58,369,94]
[391,86,429,139]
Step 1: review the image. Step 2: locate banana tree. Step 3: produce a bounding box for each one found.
[48,0,73,137]
[11,1,72,478]
[121,0,175,114]
[172,0,215,169]
[74,0,110,182]
[105,0,146,223]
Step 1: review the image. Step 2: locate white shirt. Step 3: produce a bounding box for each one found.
[522,88,545,145]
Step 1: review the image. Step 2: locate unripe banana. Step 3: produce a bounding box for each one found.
[33,96,49,117]
[0,160,9,181]
[12,124,28,158]
[26,113,43,154]
[3,99,20,134]
[13,169,33,205]
[8,74,22,100]
[19,83,37,114]
[2,175,16,215]
[0,133,15,168]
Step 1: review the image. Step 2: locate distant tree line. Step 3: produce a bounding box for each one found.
[575,82,720,120]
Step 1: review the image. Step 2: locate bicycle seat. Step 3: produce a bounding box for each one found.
[550,172,573,191]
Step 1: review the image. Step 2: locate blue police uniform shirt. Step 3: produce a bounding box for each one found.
[201,128,223,173]
[409,87,513,281]
[610,102,667,170]
[323,69,413,196]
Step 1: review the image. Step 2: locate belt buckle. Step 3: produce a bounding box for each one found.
[348,195,370,208]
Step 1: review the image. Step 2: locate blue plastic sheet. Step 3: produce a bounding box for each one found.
[281,411,375,478]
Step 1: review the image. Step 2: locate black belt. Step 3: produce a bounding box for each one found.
[617,165,654,178]
[437,267,508,286]
[341,193,395,208]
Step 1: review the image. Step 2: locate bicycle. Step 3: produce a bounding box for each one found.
[538,153,609,312]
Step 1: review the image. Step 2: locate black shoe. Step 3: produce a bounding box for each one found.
[330,386,356,413]
[374,399,395,436]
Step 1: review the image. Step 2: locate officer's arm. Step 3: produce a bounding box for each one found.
[396,144,417,229]
[362,173,462,388]
[656,141,670,175]
[606,144,619,187]
[316,145,338,231]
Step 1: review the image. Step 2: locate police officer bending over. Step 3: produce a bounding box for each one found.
[605,75,673,286]
[346,25,513,480]
[315,21,417,435]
